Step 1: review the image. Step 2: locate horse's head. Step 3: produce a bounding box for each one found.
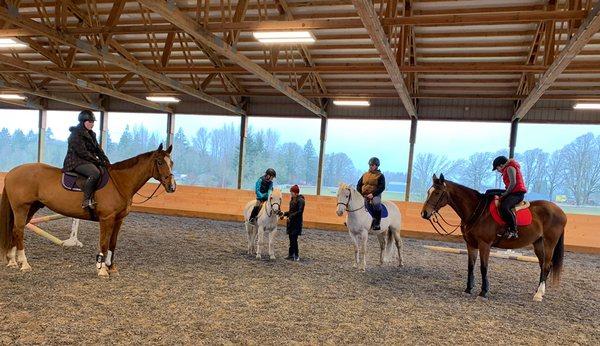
[268,188,282,213]
[336,183,352,216]
[152,143,176,193]
[421,173,450,220]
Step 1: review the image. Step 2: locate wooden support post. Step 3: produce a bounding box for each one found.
[37,109,47,163]
[316,117,328,195]
[405,117,417,201]
[509,119,519,158]
[237,114,248,189]
[99,110,108,150]
[166,113,175,148]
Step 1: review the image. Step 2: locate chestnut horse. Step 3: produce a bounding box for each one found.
[0,144,176,277]
[421,174,566,301]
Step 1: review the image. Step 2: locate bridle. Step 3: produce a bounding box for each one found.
[336,187,365,213]
[424,186,485,236]
[265,195,281,217]
[133,157,174,204]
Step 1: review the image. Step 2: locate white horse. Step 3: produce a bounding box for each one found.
[336,183,403,271]
[243,188,282,260]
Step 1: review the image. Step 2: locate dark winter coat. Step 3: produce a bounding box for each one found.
[285,194,305,236]
[62,124,110,172]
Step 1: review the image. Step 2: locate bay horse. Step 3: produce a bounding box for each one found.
[0,144,176,277]
[243,188,282,260]
[336,183,403,271]
[421,174,566,301]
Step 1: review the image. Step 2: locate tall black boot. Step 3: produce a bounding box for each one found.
[249,205,260,223]
[506,212,518,239]
[82,177,97,209]
[371,209,381,231]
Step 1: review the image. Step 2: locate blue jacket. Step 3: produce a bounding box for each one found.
[255,175,273,201]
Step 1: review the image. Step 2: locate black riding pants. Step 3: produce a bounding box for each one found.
[74,163,100,200]
[499,192,525,230]
[288,233,299,257]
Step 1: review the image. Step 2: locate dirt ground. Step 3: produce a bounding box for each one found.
[1,211,598,344]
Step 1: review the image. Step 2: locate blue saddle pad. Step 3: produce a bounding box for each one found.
[62,167,109,192]
[364,201,388,218]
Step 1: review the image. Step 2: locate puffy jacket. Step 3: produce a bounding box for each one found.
[357,170,386,196]
[285,194,305,236]
[501,159,527,193]
[62,124,109,172]
[254,175,273,201]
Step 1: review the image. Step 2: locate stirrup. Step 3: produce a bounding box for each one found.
[81,199,97,210]
[507,230,519,239]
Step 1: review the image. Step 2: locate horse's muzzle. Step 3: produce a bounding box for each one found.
[421,211,430,220]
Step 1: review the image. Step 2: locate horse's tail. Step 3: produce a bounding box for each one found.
[551,232,565,284]
[384,228,395,261]
[0,187,14,261]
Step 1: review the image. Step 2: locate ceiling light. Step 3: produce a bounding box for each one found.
[146,96,181,103]
[0,94,26,100]
[333,99,370,107]
[573,103,600,110]
[0,38,27,48]
[253,31,315,44]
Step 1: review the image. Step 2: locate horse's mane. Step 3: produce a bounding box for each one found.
[110,151,155,170]
[338,182,352,190]
[444,180,483,202]
[271,187,282,196]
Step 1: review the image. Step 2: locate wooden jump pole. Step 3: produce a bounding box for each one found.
[25,214,83,247]
[25,223,63,246]
[424,245,539,263]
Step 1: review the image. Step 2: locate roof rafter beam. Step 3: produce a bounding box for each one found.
[1,82,105,110]
[137,0,325,117]
[352,0,417,118]
[513,2,600,120]
[0,4,244,115]
[0,53,171,112]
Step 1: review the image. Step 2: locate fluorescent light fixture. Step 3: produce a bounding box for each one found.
[146,96,181,103]
[253,31,315,44]
[573,103,600,110]
[0,94,26,100]
[333,99,370,107]
[0,38,27,48]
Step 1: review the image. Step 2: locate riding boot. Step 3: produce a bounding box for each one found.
[82,177,97,210]
[249,205,260,223]
[506,212,518,239]
[506,225,519,239]
[371,209,381,231]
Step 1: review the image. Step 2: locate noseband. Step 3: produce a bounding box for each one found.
[266,197,281,217]
[336,188,365,213]
[425,186,485,236]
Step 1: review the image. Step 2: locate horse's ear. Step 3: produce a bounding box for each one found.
[157,143,163,151]
[432,174,438,181]
[439,173,445,183]
[166,144,173,154]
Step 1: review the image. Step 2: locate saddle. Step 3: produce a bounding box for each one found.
[61,166,110,192]
[489,197,532,226]
[364,200,389,218]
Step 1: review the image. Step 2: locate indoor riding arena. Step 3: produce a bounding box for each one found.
[0,0,599,344]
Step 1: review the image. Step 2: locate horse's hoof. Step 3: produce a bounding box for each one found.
[256,255,261,260]
[20,263,32,272]
[533,295,543,302]
[97,267,109,278]
[108,267,119,276]
[360,267,366,272]
[6,260,17,268]
[269,255,276,260]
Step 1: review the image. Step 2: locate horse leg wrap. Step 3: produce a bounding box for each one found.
[96,253,105,269]
[105,250,113,267]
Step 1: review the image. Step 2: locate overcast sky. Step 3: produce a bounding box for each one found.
[1,110,598,172]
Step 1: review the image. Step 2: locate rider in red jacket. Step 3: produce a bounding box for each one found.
[492,155,527,239]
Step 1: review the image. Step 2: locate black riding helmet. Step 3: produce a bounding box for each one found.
[368,157,380,167]
[265,168,276,178]
[492,155,508,171]
[78,110,96,123]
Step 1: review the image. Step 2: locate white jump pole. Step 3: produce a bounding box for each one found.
[424,245,539,263]
[26,214,83,247]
